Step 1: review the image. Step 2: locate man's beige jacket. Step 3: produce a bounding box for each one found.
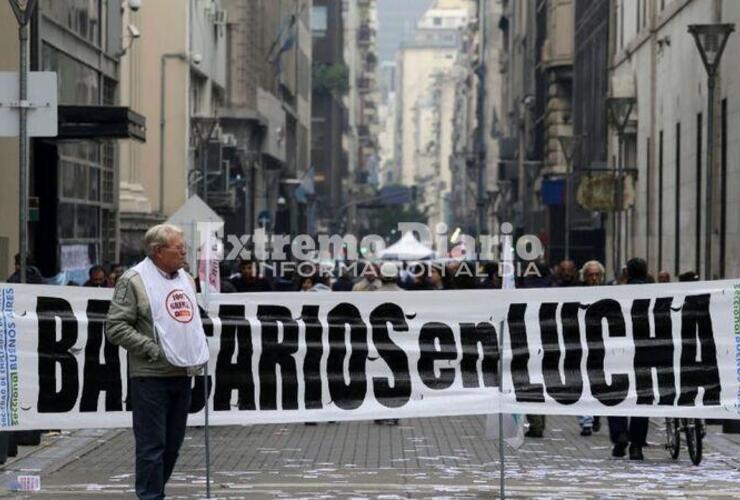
[105,269,188,378]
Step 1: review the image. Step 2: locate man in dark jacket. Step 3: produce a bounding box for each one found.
[6,254,44,284]
[230,259,272,292]
[608,257,650,460]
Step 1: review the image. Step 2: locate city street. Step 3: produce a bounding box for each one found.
[1,415,739,498]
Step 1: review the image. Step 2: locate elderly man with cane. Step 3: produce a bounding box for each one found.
[106,224,209,499]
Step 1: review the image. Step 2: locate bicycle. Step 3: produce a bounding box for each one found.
[665,418,704,465]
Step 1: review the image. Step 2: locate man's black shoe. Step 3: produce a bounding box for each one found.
[629,446,644,460]
[525,429,543,438]
[580,427,592,436]
[612,442,628,458]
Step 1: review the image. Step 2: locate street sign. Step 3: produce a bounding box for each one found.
[0,72,57,137]
[257,210,272,228]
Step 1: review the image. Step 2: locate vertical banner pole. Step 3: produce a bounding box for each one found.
[498,319,505,499]
[197,220,212,498]
[203,360,211,498]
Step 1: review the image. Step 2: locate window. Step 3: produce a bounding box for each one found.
[312,6,328,37]
[42,44,100,105]
[695,113,702,272]
[40,0,101,46]
[433,17,443,27]
[619,0,624,49]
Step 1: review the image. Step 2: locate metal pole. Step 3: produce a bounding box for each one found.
[616,135,623,272]
[159,55,167,214]
[203,359,211,498]
[19,23,29,284]
[476,0,487,236]
[498,318,505,499]
[704,75,715,280]
[564,156,572,261]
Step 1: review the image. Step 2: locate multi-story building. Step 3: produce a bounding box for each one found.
[396,0,472,229]
[498,0,579,262]
[118,0,227,264]
[0,0,145,281]
[218,0,312,239]
[607,0,740,279]
[311,0,349,234]
[449,0,505,236]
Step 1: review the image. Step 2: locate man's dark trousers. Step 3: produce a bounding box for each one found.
[131,377,192,500]
[608,416,649,446]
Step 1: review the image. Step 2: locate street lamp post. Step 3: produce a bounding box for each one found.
[688,23,734,280]
[8,0,38,284]
[606,96,636,276]
[558,135,581,261]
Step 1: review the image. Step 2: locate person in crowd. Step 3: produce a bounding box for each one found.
[331,266,355,291]
[84,265,108,287]
[6,253,44,284]
[554,259,580,287]
[577,260,605,436]
[272,264,298,291]
[370,261,404,425]
[106,224,209,499]
[108,263,126,287]
[428,264,447,290]
[480,262,501,289]
[608,257,650,460]
[451,260,478,289]
[218,262,237,293]
[352,262,381,291]
[405,262,431,291]
[657,271,671,283]
[230,259,272,292]
[521,261,552,438]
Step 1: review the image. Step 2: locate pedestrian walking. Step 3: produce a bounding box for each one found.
[106,224,209,499]
[608,257,650,460]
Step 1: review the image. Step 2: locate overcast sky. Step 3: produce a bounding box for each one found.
[376,0,433,62]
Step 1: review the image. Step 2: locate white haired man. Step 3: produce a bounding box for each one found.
[577,260,605,436]
[106,224,209,499]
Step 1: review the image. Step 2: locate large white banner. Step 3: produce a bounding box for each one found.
[0,280,739,430]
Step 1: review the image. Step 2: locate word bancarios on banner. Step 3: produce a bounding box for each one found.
[1,281,740,430]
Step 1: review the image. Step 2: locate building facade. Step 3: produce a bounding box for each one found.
[0,0,145,281]
[607,0,740,279]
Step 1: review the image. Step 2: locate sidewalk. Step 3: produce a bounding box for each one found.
[1,416,739,498]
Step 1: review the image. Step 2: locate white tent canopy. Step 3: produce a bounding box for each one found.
[379,232,436,261]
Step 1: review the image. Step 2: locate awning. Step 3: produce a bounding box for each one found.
[58,105,146,142]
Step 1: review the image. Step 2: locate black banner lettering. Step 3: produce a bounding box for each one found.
[214,305,254,411]
[418,322,457,390]
[539,302,582,405]
[327,303,367,410]
[37,297,79,413]
[369,303,411,408]
[80,300,122,412]
[585,299,629,406]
